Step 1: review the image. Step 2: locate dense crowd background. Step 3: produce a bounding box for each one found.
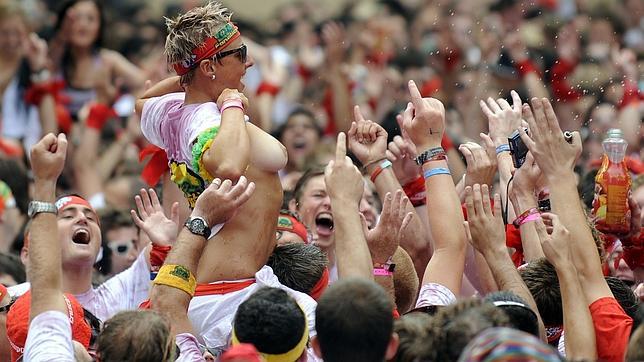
[0,0,641,361]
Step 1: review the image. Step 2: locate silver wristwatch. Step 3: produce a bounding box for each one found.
[184,216,211,239]
[27,201,58,218]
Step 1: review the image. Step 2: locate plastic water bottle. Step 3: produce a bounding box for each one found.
[591,129,631,235]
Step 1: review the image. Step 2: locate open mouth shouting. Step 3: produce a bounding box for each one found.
[72,228,91,245]
[315,212,334,238]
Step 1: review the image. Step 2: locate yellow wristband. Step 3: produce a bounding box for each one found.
[153,264,197,297]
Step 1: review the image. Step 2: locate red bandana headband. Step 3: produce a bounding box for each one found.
[55,195,94,213]
[173,22,241,76]
[277,214,309,243]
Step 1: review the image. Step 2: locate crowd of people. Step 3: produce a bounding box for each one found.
[0,0,641,361]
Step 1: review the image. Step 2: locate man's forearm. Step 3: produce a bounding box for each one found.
[365,167,430,276]
[511,192,545,261]
[497,153,516,220]
[548,173,602,278]
[421,160,466,294]
[483,248,546,340]
[556,264,597,361]
[29,180,66,318]
[151,228,206,336]
[332,201,373,280]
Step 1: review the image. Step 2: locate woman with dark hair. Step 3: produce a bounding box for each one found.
[50,0,145,119]
[0,2,57,156]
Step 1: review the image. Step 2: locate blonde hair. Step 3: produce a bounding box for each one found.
[0,0,29,26]
[164,1,232,85]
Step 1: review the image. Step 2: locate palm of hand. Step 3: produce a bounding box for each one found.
[142,212,178,245]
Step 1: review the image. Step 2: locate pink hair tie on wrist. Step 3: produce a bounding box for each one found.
[519,213,541,225]
[373,268,393,277]
[220,99,244,114]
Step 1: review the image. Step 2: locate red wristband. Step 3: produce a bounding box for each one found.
[403,175,426,207]
[256,82,281,96]
[370,160,392,183]
[512,208,540,228]
[150,244,172,272]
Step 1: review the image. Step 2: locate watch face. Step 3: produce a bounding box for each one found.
[192,218,206,232]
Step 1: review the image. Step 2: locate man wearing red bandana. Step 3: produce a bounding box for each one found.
[135,2,319,356]
[8,188,153,325]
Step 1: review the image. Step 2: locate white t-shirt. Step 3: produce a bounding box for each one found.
[23,311,74,362]
[8,250,150,322]
[175,333,205,362]
[187,266,318,356]
[415,282,457,309]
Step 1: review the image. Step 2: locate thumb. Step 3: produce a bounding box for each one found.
[359,213,369,236]
[56,133,68,155]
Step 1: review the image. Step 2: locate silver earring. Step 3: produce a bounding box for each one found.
[211,74,216,80]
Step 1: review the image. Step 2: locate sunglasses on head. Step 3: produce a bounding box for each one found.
[214,44,247,64]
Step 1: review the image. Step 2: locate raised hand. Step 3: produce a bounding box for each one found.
[321,21,347,66]
[325,132,364,205]
[347,105,388,166]
[30,133,68,181]
[463,184,506,255]
[535,213,573,269]
[518,98,582,180]
[364,190,413,263]
[385,115,421,185]
[131,188,179,246]
[401,80,445,151]
[24,33,49,73]
[460,134,497,188]
[480,90,523,147]
[510,152,542,199]
[217,88,249,109]
[192,176,255,227]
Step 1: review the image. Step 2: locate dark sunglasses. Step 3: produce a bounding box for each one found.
[83,308,102,352]
[0,296,16,313]
[214,44,247,64]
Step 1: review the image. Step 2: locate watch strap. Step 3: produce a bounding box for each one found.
[28,201,58,218]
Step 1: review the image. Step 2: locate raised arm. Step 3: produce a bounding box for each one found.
[28,133,69,318]
[518,98,610,301]
[509,152,545,262]
[463,183,546,340]
[150,176,255,336]
[325,133,372,279]
[479,91,524,221]
[134,76,182,116]
[402,80,466,295]
[348,106,431,279]
[201,89,250,182]
[521,98,636,361]
[537,213,596,361]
